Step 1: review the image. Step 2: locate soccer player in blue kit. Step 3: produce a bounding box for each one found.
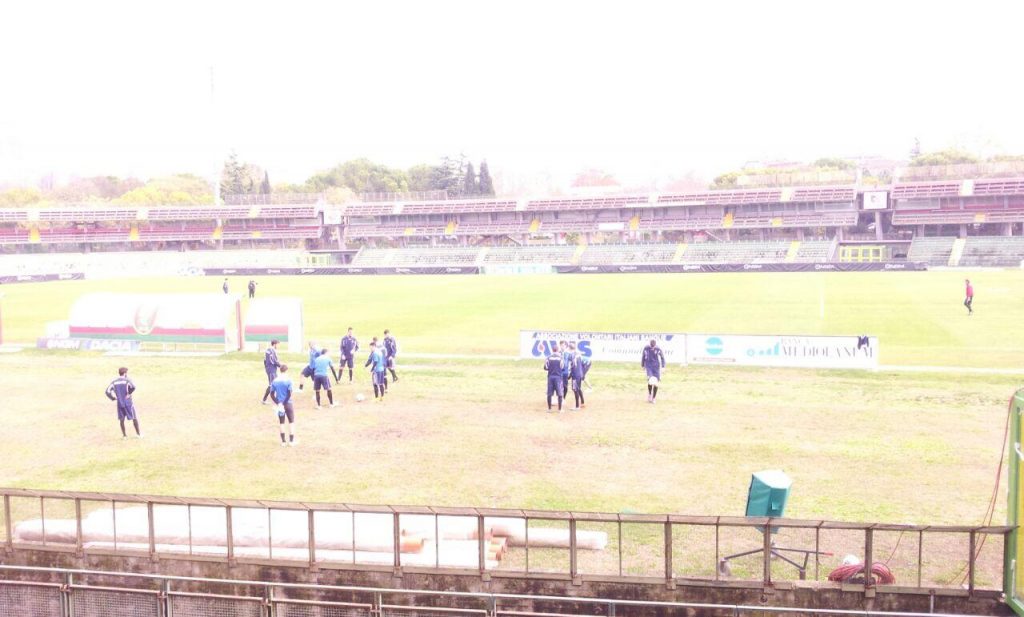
[365,339,388,402]
[569,343,586,410]
[312,349,339,409]
[544,344,564,413]
[340,328,359,383]
[641,339,666,404]
[270,364,297,446]
[383,329,399,386]
[105,366,142,439]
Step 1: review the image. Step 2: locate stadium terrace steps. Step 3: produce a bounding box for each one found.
[679,241,791,264]
[948,238,966,266]
[351,247,482,267]
[577,244,678,265]
[906,236,956,266]
[794,240,834,263]
[958,236,1024,266]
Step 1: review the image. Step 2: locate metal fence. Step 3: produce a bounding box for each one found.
[0,487,1012,593]
[0,564,988,617]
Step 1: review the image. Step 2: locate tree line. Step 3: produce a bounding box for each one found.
[0,154,496,208]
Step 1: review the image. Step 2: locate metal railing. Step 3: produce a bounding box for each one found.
[0,564,991,617]
[0,487,1012,593]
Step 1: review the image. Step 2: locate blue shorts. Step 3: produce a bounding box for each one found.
[372,371,386,386]
[313,375,332,391]
[342,355,355,369]
[645,366,661,380]
[117,402,137,422]
[265,369,277,385]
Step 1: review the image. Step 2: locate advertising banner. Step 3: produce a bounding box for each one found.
[36,338,141,352]
[520,330,686,363]
[556,263,926,274]
[68,293,242,351]
[244,297,304,353]
[685,334,878,369]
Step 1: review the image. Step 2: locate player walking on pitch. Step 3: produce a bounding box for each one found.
[641,339,666,404]
[544,344,564,413]
[270,364,297,446]
[105,367,142,439]
[340,328,359,383]
[964,279,974,315]
[248,279,257,299]
[261,339,281,404]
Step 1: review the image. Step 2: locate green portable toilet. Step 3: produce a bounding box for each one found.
[745,469,792,518]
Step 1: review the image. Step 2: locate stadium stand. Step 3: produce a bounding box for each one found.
[0,249,308,277]
[484,245,577,264]
[794,240,836,263]
[578,244,678,264]
[906,237,956,266]
[3,179,1024,267]
[351,246,481,267]
[958,236,1024,267]
[680,241,791,264]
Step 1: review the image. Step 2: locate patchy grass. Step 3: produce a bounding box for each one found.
[0,271,1020,584]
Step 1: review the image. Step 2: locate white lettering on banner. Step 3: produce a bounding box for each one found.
[520,330,686,363]
[686,334,878,369]
[521,331,879,369]
[36,338,141,351]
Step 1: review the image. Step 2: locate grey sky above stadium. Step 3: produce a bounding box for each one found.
[1,0,1022,189]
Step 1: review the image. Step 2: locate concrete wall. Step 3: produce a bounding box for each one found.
[1,548,1011,616]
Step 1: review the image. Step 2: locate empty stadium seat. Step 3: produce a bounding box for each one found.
[906,237,956,265]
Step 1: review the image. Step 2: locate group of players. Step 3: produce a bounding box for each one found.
[103,332,667,445]
[541,338,666,412]
[541,341,592,412]
[258,328,400,446]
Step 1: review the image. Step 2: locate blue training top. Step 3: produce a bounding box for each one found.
[313,354,334,377]
[271,376,293,404]
[366,349,387,372]
[105,376,135,406]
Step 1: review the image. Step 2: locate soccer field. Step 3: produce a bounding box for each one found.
[0,270,1021,530]
[4,269,1024,366]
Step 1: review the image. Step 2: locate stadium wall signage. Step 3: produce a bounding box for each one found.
[68,293,243,351]
[557,263,927,274]
[686,334,879,369]
[520,330,879,369]
[35,337,141,352]
[204,267,481,276]
[243,297,304,352]
[520,330,686,363]
[0,273,84,284]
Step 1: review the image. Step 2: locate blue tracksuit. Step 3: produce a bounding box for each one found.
[641,345,666,379]
[105,376,137,421]
[264,346,280,384]
[544,352,563,406]
[580,355,592,379]
[340,335,359,368]
[570,353,585,391]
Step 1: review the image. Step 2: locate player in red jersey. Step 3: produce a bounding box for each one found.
[964,279,973,316]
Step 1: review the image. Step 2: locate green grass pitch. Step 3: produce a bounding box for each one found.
[0,271,1021,535]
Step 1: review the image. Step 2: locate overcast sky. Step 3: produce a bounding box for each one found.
[1,0,1022,189]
